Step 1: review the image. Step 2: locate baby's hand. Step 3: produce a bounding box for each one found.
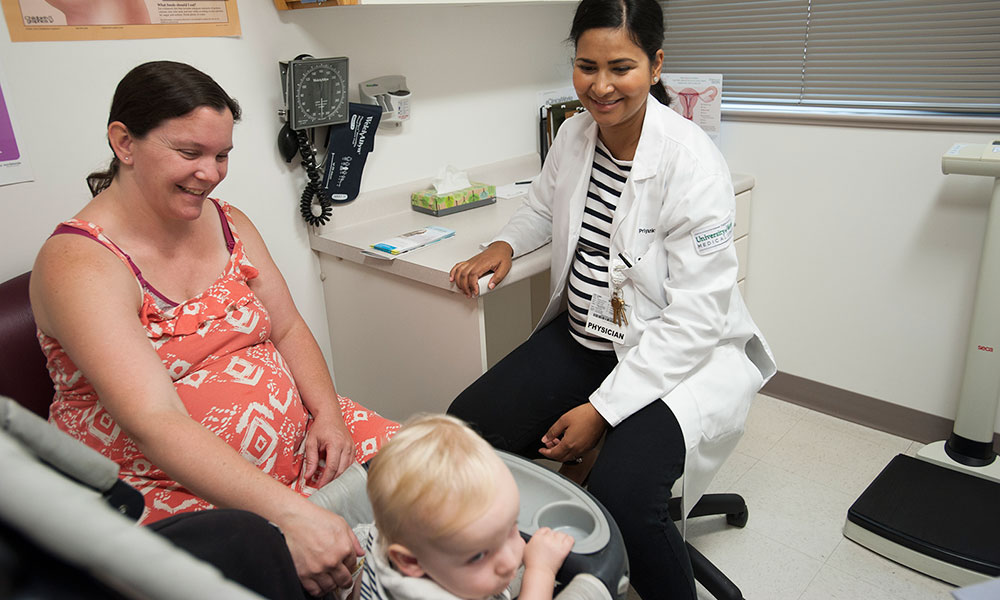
[524,527,575,575]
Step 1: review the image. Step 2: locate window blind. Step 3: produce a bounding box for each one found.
[660,0,1000,115]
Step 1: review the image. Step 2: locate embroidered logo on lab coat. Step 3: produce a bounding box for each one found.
[692,215,734,256]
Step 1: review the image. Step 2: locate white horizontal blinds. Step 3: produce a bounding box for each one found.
[804,1,1000,112]
[660,0,1000,114]
[661,0,810,105]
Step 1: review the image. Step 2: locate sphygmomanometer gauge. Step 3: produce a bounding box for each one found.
[284,55,349,131]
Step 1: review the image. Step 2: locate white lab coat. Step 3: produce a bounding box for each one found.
[493,96,776,521]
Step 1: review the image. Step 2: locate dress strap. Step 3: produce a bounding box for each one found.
[49,222,178,308]
[209,198,236,254]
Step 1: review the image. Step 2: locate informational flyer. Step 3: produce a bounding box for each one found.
[3,0,240,42]
[664,73,723,143]
[0,59,32,186]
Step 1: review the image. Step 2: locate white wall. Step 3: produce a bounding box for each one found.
[722,121,999,432]
[0,2,576,362]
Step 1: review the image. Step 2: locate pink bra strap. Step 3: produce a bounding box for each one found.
[50,224,178,307]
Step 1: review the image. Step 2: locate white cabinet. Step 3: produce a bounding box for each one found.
[733,184,752,295]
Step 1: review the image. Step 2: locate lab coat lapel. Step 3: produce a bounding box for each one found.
[557,121,599,284]
[610,96,664,244]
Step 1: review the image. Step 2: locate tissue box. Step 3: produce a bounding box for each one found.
[411,182,497,217]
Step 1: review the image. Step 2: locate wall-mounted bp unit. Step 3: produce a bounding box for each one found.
[359,75,410,128]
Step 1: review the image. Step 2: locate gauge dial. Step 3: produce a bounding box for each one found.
[287,57,348,130]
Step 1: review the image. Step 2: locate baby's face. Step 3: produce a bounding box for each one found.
[412,465,525,599]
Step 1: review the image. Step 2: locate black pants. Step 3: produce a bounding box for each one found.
[150,509,310,600]
[448,314,696,600]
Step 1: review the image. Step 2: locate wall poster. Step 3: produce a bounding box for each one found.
[664,73,723,144]
[0,59,32,186]
[2,0,240,41]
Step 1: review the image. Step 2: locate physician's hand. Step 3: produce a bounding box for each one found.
[278,503,363,597]
[449,241,513,298]
[539,403,609,463]
[302,409,356,488]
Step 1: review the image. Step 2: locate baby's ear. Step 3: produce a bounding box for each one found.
[387,543,426,578]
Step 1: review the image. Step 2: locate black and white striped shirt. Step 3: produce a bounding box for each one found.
[567,140,632,351]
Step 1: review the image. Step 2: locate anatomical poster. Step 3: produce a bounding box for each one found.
[664,73,722,143]
[3,0,240,42]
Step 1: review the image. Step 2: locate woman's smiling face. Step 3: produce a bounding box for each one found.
[573,26,663,140]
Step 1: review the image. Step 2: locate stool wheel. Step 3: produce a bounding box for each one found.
[726,509,748,528]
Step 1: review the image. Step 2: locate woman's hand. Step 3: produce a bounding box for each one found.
[303,409,356,488]
[277,503,364,596]
[539,403,609,463]
[449,241,514,298]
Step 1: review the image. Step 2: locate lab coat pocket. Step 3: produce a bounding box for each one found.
[685,344,754,442]
[623,243,667,312]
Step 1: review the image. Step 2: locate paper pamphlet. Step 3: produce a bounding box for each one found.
[362,225,455,260]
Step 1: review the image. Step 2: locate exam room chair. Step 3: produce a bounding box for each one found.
[668,493,749,600]
[0,271,54,418]
[1,272,265,598]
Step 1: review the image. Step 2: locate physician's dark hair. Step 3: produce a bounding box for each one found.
[87,61,242,197]
[569,0,670,107]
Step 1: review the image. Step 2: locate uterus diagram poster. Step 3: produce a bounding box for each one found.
[0,59,32,186]
[3,0,240,42]
[664,73,722,143]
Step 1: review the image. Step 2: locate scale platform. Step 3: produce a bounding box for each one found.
[844,454,1000,586]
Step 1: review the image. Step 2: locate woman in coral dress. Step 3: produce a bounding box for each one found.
[30,61,397,598]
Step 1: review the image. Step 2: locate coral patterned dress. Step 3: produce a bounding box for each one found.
[41,199,398,524]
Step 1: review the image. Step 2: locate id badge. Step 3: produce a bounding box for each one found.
[585,293,629,344]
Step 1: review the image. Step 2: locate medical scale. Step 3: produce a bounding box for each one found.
[844,140,1000,587]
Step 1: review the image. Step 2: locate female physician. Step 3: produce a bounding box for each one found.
[448,1,776,597]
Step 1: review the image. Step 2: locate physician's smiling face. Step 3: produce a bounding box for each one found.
[572,26,663,142]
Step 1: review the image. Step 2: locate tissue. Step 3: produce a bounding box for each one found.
[412,165,496,217]
[432,165,472,194]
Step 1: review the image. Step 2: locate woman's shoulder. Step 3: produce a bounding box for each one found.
[646,100,729,177]
[31,225,142,332]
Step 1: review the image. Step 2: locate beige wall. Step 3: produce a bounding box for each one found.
[723,121,998,432]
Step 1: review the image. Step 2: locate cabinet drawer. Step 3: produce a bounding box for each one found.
[735,190,750,240]
[735,235,748,281]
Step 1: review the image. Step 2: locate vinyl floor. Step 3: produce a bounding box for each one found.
[626,393,958,600]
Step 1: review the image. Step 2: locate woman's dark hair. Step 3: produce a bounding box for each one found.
[87,61,242,197]
[569,0,670,107]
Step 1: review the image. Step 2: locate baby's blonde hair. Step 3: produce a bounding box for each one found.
[367,414,503,546]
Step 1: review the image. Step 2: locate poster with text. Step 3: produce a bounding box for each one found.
[664,73,723,143]
[0,60,32,186]
[3,0,240,42]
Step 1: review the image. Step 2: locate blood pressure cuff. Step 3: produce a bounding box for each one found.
[322,102,382,204]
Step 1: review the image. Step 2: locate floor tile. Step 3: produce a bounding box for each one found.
[685,518,823,600]
[735,394,807,459]
[619,395,956,600]
[825,538,956,600]
[758,417,903,498]
[727,460,856,561]
[798,408,913,454]
[798,564,901,600]
[705,450,757,495]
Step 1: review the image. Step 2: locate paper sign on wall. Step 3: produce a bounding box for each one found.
[664,73,723,143]
[2,0,240,42]
[0,59,32,187]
